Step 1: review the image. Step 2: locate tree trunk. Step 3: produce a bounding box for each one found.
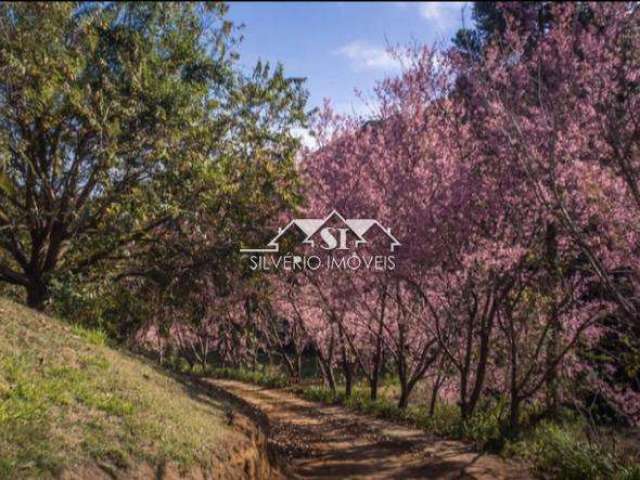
[508,395,520,437]
[429,374,443,416]
[397,360,410,409]
[398,376,420,409]
[370,370,379,400]
[544,221,560,417]
[339,326,353,397]
[341,345,353,397]
[460,298,497,419]
[467,317,493,416]
[326,365,336,394]
[507,309,520,437]
[398,386,410,409]
[546,309,561,417]
[26,279,48,310]
[282,353,297,378]
[318,356,336,394]
[344,363,352,397]
[370,330,384,400]
[371,286,386,401]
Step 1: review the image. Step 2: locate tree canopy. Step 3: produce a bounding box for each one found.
[0,2,307,309]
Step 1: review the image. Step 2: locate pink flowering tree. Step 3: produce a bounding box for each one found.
[474,3,640,319]
[465,2,640,426]
[135,1,640,434]
[298,16,637,428]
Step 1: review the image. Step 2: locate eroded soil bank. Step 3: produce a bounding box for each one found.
[206,379,531,480]
[59,409,277,480]
[60,379,280,480]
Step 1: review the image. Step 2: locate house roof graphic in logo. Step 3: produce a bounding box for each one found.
[240,209,400,253]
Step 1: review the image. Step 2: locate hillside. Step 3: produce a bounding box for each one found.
[0,298,271,479]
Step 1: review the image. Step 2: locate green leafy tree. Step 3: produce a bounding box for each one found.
[453,2,552,57]
[453,2,505,56]
[0,2,307,309]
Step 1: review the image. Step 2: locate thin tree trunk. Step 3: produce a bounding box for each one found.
[371,285,387,400]
[370,369,379,400]
[544,221,560,417]
[317,352,336,394]
[325,363,336,394]
[338,325,353,397]
[546,307,560,417]
[429,374,444,416]
[507,306,520,437]
[344,360,353,397]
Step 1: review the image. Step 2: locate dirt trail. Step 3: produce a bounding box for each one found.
[207,379,531,480]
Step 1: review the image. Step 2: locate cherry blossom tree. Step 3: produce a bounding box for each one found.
[134,1,640,433]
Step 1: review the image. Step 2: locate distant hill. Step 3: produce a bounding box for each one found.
[0,298,270,479]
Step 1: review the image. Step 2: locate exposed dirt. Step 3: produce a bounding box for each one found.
[206,379,531,480]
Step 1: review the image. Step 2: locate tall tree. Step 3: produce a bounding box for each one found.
[453,2,551,57]
[0,3,307,309]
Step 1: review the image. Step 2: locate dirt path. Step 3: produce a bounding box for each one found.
[206,379,531,480]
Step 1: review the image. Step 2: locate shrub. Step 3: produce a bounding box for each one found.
[71,324,109,347]
[506,421,620,480]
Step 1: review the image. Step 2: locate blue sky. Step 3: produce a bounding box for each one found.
[227,2,471,117]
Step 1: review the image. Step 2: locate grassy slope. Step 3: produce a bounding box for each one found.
[0,298,241,479]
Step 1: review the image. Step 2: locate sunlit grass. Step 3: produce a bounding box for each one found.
[0,298,238,479]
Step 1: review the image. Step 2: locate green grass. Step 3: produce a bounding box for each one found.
[0,298,241,479]
[70,324,109,347]
[505,421,640,480]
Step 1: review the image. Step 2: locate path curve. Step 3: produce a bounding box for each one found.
[206,379,531,480]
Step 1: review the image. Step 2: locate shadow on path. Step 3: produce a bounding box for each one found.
[203,379,531,480]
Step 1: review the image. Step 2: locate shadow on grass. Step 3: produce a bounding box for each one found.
[116,349,287,476]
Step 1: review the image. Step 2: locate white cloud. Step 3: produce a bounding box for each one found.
[334,41,401,71]
[418,2,470,31]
